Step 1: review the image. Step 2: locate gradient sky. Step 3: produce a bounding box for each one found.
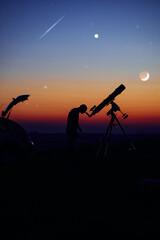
[1,0,160,133]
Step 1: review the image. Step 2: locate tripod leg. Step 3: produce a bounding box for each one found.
[97,117,114,159]
[115,116,136,151]
[104,118,114,157]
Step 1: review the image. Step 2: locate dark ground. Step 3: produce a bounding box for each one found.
[1,133,160,239]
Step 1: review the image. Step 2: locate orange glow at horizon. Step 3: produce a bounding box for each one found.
[1,76,160,130]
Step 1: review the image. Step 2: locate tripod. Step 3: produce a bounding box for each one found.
[97,102,135,159]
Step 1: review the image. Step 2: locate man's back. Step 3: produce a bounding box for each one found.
[66,108,79,135]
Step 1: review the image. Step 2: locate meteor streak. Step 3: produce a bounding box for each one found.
[39,15,64,40]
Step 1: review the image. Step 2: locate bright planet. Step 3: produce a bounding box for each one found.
[94,33,99,39]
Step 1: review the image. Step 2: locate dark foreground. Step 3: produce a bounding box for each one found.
[1,133,160,239]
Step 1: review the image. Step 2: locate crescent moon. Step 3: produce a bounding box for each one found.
[139,72,150,81]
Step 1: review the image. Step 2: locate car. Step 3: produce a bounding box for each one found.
[0,94,33,166]
[0,117,33,166]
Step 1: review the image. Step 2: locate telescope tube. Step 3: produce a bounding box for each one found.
[89,84,125,117]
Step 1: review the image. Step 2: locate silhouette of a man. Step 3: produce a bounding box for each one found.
[66,104,87,154]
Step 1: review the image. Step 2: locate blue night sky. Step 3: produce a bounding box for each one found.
[1,0,160,133]
[1,0,160,79]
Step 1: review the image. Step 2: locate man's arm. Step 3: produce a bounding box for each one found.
[76,111,82,132]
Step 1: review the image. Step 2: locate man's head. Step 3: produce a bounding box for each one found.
[79,104,87,114]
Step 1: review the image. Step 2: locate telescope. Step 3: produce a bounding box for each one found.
[89,84,136,158]
[86,84,125,117]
